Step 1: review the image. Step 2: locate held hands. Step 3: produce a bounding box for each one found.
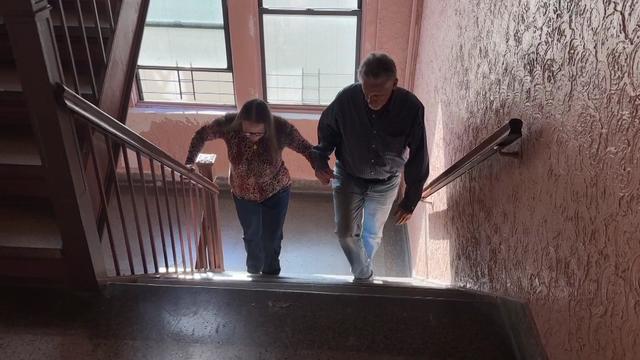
[315,167,334,185]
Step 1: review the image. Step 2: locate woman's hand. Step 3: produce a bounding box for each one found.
[315,167,334,185]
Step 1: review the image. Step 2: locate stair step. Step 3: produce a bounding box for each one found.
[0,126,41,166]
[0,283,520,358]
[0,64,94,100]
[0,14,110,68]
[0,24,13,66]
[0,256,66,283]
[0,197,65,280]
[0,63,21,92]
[0,164,47,197]
[50,5,114,37]
[0,90,29,126]
[0,6,113,40]
[0,199,63,251]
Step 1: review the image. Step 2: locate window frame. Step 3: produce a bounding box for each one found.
[135,0,235,106]
[257,0,362,107]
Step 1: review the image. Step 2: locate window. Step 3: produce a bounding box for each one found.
[136,0,234,105]
[259,0,361,105]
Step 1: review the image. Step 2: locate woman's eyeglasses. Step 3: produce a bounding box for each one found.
[243,131,265,137]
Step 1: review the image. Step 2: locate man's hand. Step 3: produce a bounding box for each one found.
[394,207,412,225]
[315,167,334,185]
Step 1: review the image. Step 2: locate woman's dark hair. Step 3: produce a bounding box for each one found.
[229,98,279,161]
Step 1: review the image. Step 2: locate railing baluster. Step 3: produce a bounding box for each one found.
[190,66,196,102]
[150,159,169,271]
[201,189,215,271]
[58,85,225,276]
[211,192,224,270]
[122,146,148,274]
[104,0,115,30]
[171,170,187,273]
[106,137,134,275]
[57,0,81,94]
[137,152,159,273]
[84,124,120,276]
[89,0,107,64]
[176,68,183,101]
[160,164,179,272]
[181,176,195,273]
[75,0,99,100]
[189,181,203,271]
[194,185,208,270]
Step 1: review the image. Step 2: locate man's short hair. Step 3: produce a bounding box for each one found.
[358,53,397,81]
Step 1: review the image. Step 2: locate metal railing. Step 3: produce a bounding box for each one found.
[136,65,235,104]
[50,0,120,103]
[57,84,224,276]
[422,119,523,199]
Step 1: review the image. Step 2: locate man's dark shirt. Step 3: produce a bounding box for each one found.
[314,83,429,212]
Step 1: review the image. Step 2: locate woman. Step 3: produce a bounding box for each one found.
[185,99,315,276]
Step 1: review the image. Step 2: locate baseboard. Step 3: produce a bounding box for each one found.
[497,296,548,360]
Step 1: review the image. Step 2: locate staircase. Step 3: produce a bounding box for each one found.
[0,2,548,358]
[0,0,148,287]
[0,276,547,359]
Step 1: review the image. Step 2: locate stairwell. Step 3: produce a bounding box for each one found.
[0,1,547,358]
[0,0,147,287]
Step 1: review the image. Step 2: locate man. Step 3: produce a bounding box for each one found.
[313,52,429,281]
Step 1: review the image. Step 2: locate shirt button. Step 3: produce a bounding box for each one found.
[370,159,375,163]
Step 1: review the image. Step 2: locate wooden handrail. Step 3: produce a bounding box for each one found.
[422,118,522,199]
[56,83,219,194]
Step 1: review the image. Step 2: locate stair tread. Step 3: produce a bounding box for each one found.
[0,201,63,250]
[0,91,29,125]
[0,164,47,197]
[0,8,112,35]
[0,64,21,92]
[0,127,41,166]
[0,63,94,95]
[50,6,113,31]
[0,283,519,358]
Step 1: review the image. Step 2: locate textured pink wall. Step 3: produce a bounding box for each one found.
[361,0,421,89]
[411,0,640,359]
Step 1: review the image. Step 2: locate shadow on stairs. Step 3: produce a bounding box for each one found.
[0,273,547,359]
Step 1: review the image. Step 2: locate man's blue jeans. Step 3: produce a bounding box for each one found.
[233,187,290,275]
[332,164,400,279]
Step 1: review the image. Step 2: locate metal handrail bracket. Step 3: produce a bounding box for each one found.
[422,118,522,199]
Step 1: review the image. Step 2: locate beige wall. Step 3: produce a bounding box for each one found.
[409,0,640,359]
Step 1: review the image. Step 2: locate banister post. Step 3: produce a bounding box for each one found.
[195,154,223,271]
[195,153,217,182]
[2,1,105,288]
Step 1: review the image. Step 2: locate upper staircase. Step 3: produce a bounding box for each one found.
[0,0,222,288]
[0,0,148,287]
